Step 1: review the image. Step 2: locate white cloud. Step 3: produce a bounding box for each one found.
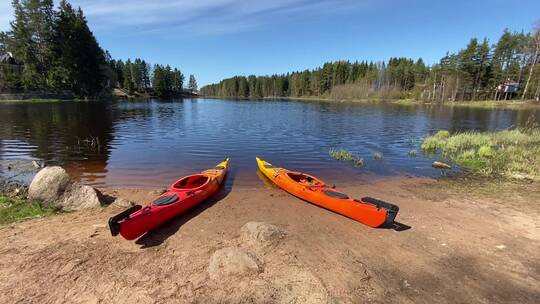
[0,0,371,35]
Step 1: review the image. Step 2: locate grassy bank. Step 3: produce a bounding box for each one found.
[257,96,540,108]
[0,196,57,225]
[421,128,540,180]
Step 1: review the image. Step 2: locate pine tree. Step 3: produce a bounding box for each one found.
[123,59,134,93]
[172,68,184,93]
[188,74,197,92]
[48,1,105,97]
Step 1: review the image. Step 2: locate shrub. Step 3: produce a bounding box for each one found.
[421,128,540,180]
[478,146,495,158]
[435,130,450,139]
[329,148,364,168]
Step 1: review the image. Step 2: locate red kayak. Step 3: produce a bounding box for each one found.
[109,159,229,240]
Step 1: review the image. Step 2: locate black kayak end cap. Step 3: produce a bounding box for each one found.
[108,205,142,236]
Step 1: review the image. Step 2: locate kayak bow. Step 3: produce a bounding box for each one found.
[109,158,229,240]
[256,157,398,228]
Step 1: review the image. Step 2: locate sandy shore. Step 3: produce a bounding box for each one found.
[0,177,538,303]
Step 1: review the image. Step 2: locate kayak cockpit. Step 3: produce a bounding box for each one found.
[287,172,324,186]
[172,174,209,190]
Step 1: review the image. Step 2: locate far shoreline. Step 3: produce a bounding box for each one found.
[2,94,540,109]
[197,95,540,109]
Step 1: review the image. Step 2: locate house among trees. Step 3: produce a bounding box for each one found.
[0,51,23,90]
[495,79,520,100]
[0,52,18,65]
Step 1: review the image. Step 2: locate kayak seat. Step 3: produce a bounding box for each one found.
[172,175,209,190]
[323,190,349,199]
[153,194,179,206]
[287,172,323,186]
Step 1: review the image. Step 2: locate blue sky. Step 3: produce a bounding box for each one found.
[1,0,539,86]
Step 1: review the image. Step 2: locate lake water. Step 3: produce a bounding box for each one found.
[1,99,538,188]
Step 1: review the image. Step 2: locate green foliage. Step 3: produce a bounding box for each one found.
[0,0,106,97]
[0,1,185,99]
[188,74,197,92]
[421,129,540,180]
[0,196,57,225]
[329,148,364,167]
[420,137,444,152]
[478,146,495,158]
[151,64,184,98]
[435,130,450,139]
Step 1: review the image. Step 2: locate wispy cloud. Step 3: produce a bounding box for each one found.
[0,0,371,35]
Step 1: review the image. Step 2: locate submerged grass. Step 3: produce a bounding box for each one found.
[0,196,58,225]
[421,127,540,180]
[329,148,364,167]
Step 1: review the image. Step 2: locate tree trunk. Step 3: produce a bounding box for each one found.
[522,44,539,100]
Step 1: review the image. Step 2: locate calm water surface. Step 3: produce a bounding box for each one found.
[1,99,538,188]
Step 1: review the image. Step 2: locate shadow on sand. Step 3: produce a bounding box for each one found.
[135,171,235,249]
[390,221,411,231]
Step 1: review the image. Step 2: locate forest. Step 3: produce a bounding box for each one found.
[201,25,540,102]
[0,0,196,98]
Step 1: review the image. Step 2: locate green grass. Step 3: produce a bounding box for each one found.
[421,128,540,180]
[0,196,58,225]
[445,100,540,109]
[329,148,365,167]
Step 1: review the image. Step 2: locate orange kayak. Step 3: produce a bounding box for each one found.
[256,157,399,228]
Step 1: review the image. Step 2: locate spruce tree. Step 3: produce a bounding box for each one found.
[188,74,197,92]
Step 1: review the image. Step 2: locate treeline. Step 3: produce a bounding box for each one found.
[0,0,105,97]
[202,26,540,102]
[0,0,194,98]
[110,58,187,97]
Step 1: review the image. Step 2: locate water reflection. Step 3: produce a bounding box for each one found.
[0,99,538,188]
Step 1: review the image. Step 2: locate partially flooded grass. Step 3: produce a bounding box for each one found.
[0,196,58,225]
[421,127,540,180]
[329,148,364,167]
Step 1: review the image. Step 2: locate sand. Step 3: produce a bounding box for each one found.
[0,177,538,303]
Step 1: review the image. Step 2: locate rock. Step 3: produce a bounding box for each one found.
[59,183,102,211]
[208,247,260,280]
[432,161,451,169]
[28,166,71,203]
[241,222,287,247]
[112,197,135,208]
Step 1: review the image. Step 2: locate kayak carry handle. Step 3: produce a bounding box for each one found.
[108,205,142,236]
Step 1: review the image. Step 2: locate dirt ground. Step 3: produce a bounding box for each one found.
[0,177,538,304]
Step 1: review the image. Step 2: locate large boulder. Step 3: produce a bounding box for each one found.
[208,247,260,280]
[241,222,287,247]
[59,183,103,211]
[28,166,70,203]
